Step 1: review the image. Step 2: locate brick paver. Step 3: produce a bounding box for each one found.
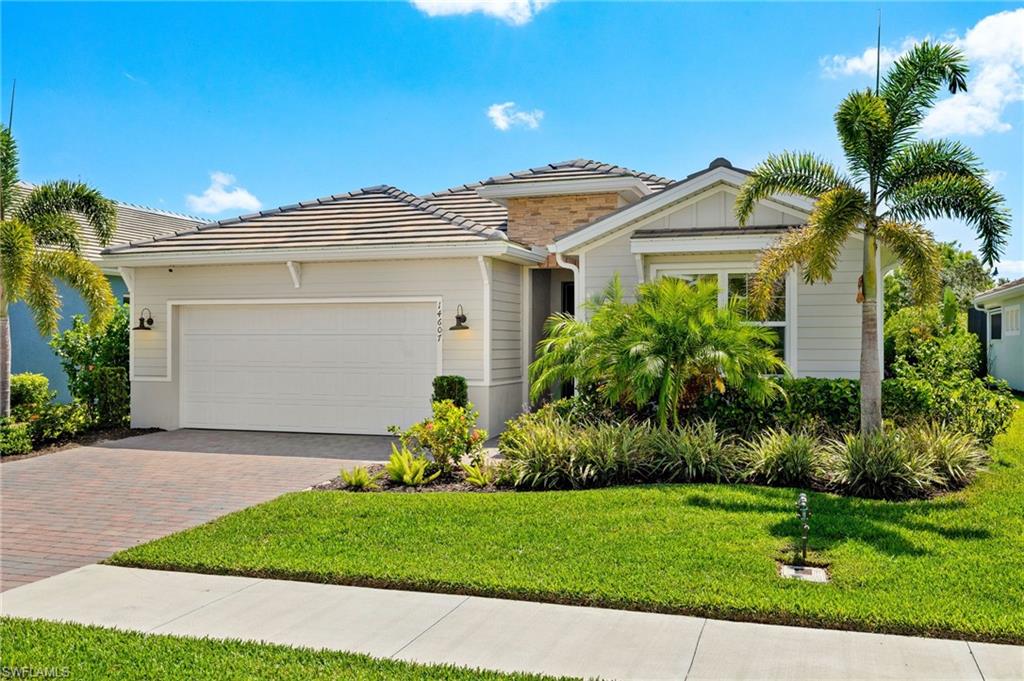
[0,431,368,591]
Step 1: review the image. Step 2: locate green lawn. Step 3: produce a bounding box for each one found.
[109,399,1024,644]
[0,618,563,680]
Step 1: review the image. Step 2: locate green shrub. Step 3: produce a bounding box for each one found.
[645,420,739,483]
[740,427,823,487]
[431,375,468,408]
[22,402,90,447]
[903,422,987,489]
[384,444,439,486]
[341,465,381,491]
[460,462,495,488]
[87,366,129,428]
[10,373,54,411]
[390,400,487,475]
[824,431,940,500]
[1,420,33,456]
[50,304,130,420]
[498,407,577,489]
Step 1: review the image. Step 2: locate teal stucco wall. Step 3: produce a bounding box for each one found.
[988,291,1024,392]
[10,275,128,402]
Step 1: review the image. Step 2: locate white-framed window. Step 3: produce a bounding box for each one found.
[651,265,791,363]
[990,308,1003,341]
[1005,305,1021,337]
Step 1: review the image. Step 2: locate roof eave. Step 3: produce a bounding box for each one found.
[974,279,1024,306]
[100,241,546,268]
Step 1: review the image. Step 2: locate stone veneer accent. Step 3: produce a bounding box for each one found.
[506,193,621,259]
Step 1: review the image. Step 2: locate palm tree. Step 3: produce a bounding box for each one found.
[735,42,1010,435]
[0,125,117,416]
[531,276,786,429]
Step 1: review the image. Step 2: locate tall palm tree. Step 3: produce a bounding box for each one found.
[735,42,1010,434]
[531,276,785,429]
[0,125,117,416]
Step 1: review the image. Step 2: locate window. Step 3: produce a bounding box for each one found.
[991,309,1002,340]
[728,273,787,361]
[651,267,790,364]
[1005,305,1021,337]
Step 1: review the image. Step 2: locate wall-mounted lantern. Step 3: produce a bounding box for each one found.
[133,308,154,331]
[449,304,469,331]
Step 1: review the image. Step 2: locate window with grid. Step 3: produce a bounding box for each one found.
[728,273,787,361]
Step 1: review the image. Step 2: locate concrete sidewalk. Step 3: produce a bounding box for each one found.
[2,565,1021,680]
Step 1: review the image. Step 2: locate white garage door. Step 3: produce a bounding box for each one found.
[179,302,438,435]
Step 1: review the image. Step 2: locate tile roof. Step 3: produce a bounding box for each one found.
[103,185,505,255]
[421,159,675,233]
[14,182,205,261]
[974,276,1024,302]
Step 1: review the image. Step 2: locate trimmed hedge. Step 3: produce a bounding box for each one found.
[0,420,33,456]
[10,373,54,411]
[431,375,468,408]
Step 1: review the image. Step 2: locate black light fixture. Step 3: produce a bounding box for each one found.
[133,308,154,331]
[449,304,469,331]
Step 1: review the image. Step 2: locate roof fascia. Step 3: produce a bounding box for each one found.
[100,241,546,268]
[974,281,1024,305]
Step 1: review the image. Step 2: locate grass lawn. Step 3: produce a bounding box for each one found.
[0,618,562,680]
[109,399,1024,644]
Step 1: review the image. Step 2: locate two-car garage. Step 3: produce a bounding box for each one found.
[178,301,439,435]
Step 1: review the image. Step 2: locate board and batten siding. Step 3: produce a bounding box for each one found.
[127,257,524,432]
[579,185,865,379]
[487,258,525,430]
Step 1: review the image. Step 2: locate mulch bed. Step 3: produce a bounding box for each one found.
[313,464,502,493]
[0,427,162,463]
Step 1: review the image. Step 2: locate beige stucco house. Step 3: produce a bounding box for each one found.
[102,158,883,435]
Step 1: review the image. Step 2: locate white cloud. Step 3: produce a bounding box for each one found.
[185,171,261,215]
[994,259,1024,277]
[487,101,544,131]
[410,0,554,26]
[819,9,1024,136]
[985,169,1007,185]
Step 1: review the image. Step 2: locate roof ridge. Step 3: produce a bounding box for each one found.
[380,186,506,241]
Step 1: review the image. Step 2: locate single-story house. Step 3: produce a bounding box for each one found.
[973,278,1024,391]
[10,182,204,400]
[102,158,888,435]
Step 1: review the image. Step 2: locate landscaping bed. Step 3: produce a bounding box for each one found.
[108,399,1024,644]
[1,618,561,680]
[314,463,500,493]
[0,427,161,463]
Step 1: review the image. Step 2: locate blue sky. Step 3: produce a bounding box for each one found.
[3,1,1022,273]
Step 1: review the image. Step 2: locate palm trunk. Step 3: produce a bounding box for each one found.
[1,301,10,417]
[860,233,882,434]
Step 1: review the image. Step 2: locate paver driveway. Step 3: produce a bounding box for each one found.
[0,430,389,591]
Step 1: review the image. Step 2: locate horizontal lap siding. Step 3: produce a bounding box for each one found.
[796,240,862,378]
[490,259,523,383]
[130,258,485,382]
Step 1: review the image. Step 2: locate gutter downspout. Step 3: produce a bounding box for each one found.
[554,251,581,320]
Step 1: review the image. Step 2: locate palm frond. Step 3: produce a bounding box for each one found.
[24,266,61,336]
[33,250,115,331]
[27,212,83,254]
[734,152,851,225]
[834,89,891,181]
[0,125,18,221]
[881,41,969,145]
[748,229,815,319]
[0,218,35,302]
[876,221,941,307]
[16,180,117,247]
[803,186,867,281]
[882,139,983,197]
[887,173,1010,265]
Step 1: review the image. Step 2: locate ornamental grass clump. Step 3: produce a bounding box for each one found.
[645,420,740,483]
[824,430,939,500]
[903,421,987,489]
[741,427,823,487]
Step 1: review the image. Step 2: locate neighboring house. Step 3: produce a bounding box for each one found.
[10,182,204,400]
[973,278,1024,392]
[102,158,891,435]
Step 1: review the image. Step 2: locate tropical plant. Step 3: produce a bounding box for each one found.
[740,427,823,487]
[902,422,986,489]
[824,430,940,500]
[735,42,1010,434]
[341,465,382,491]
[645,420,740,483]
[384,444,439,486]
[389,400,487,474]
[0,124,117,416]
[885,241,994,316]
[460,462,495,488]
[531,275,786,429]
